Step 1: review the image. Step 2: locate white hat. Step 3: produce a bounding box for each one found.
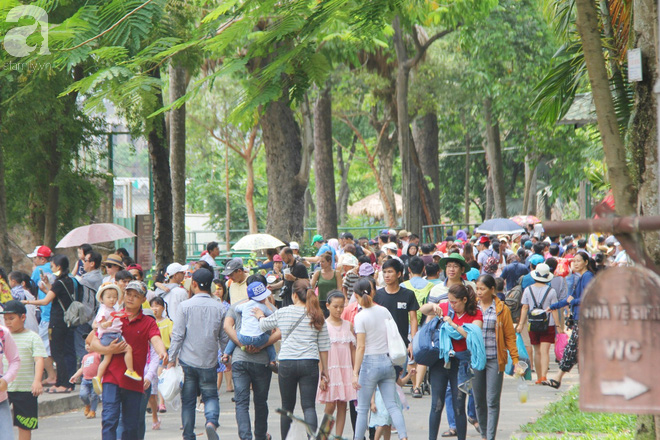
[341,254,359,268]
[166,263,188,278]
[388,229,397,236]
[531,263,554,283]
[383,242,398,252]
[290,241,300,250]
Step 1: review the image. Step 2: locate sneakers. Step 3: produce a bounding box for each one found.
[205,422,219,440]
[83,405,91,417]
[124,370,142,381]
[86,411,96,419]
[268,361,279,374]
[92,376,103,395]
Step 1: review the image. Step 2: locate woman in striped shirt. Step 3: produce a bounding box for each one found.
[256,279,330,439]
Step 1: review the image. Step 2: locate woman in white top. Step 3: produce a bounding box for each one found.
[351,278,408,440]
[256,279,330,439]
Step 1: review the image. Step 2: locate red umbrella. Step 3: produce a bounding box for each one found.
[510,215,541,226]
[56,223,136,248]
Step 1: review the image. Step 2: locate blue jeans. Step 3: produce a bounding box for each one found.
[117,385,151,440]
[354,354,407,440]
[180,361,219,440]
[446,384,477,430]
[0,400,12,440]
[232,361,273,440]
[101,383,142,440]
[225,334,277,363]
[80,379,99,412]
[278,359,320,439]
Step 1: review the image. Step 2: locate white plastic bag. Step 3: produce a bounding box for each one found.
[158,366,183,402]
[285,419,309,440]
[385,318,407,367]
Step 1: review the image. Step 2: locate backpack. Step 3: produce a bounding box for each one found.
[505,275,526,324]
[413,304,454,367]
[554,258,571,277]
[402,280,433,325]
[76,278,98,325]
[483,250,499,274]
[57,277,95,327]
[527,286,552,333]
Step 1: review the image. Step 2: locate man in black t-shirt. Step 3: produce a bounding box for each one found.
[279,247,309,307]
[374,259,419,358]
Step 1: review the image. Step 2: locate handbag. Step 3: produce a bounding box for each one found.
[527,286,552,333]
[385,318,407,367]
[555,332,569,361]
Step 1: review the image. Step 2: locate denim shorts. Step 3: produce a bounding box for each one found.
[100,332,123,346]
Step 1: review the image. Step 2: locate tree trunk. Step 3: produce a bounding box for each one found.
[43,137,60,250]
[393,17,422,234]
[413,113,440,217]
[259,98,307,242]
[245,157,258,234]
[336,138,355,226]
[485,164,493,220]
[523,155,538,215]
[630,0,660,261]
[461,112,470,224]
[314,86,338,239]
[575,0,636,215]
[0,117,11,270]
[148,67,174,269]
[169,62,188,262]
[483,97,507,218]
[225,142,231,252]
[379,131,398,228]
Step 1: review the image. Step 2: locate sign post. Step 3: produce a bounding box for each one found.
[579,266,660,413]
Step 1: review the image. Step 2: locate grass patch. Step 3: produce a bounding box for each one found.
[520,386,635,439]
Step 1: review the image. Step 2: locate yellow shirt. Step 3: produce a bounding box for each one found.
[157,318,174,349]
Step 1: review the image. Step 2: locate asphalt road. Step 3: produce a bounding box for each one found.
[34,366,577,439]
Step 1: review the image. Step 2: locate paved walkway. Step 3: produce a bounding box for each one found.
[35,363,578,439]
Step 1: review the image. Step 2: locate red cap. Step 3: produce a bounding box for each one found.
[273,254,283,262]
[27,245,52,258]
[478,236,490,244]
[127,263,143,272]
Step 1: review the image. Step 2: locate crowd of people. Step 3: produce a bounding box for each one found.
[0,227,624,440]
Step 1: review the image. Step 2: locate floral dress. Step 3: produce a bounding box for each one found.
[317,320,357,403]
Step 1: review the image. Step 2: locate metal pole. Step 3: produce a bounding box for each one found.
[225,142,230,252]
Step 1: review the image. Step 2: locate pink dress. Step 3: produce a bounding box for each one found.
[317,320,357,403]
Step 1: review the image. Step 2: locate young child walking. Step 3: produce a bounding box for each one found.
[221,281,277,369]
[369,367,415,440]
[69,345,101,418]
[0,320,19,440]
[1,300,46,440]
[92,283,141,395]
[316,290,356,439]
[149,296,172,414]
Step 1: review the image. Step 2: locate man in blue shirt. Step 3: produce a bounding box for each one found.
[500,254,529,291]
[304,234,335,267]
[28,245,56,385]
[521,254,545,290]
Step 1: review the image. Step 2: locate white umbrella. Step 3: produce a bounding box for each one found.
[56,223,136,248]
[475,218,525,235]
[232,234,286,251]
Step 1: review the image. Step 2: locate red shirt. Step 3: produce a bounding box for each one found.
[82,352,102,380]
[103,310,160,393]
[439,303,483,352]
[341,301,359,325]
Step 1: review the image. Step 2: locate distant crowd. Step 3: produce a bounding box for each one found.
[0,226,625,440]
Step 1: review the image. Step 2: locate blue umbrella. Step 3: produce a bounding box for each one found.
[475,218,526,235]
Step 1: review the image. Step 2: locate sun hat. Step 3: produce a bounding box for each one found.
[103,253,125,268]
[221,258,243,276]
[531,263,554,283]
[341,254,359,268]
[166,263,188,278]
[498,235,509,243]
[398,230,410,238]
[437,253,470,271]
[247,281,270,301]
[358,263,375,277]
[289,241,300,250]
[96,283,123,303]
[311,234,324,245]
[27,245,52,258]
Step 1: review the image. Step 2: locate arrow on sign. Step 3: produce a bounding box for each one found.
[600,377,649,400]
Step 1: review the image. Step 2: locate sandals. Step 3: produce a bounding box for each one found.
[412,387,423,398]
[542,379,561,389]
[535,377,547,385]
[441,429,457,437]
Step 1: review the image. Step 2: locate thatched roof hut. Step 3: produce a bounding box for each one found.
[347,192,402,219]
